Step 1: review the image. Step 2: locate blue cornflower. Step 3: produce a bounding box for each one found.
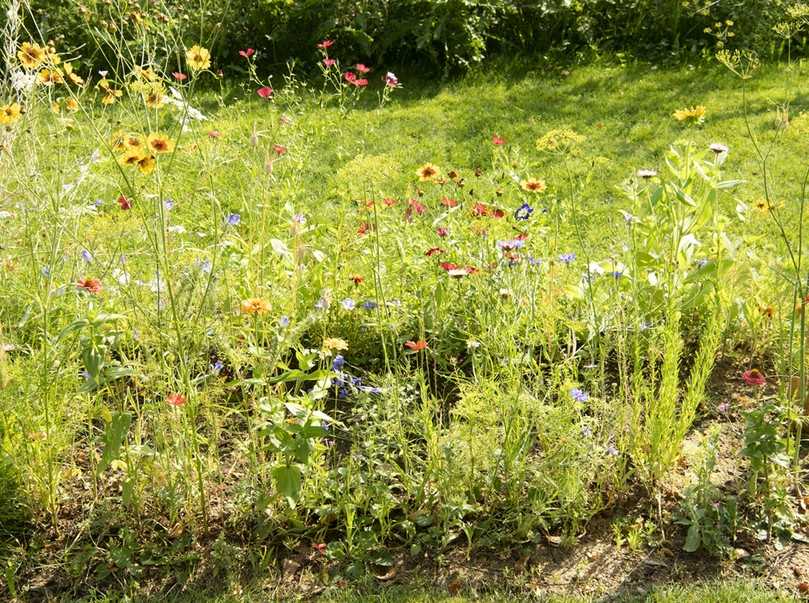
[570,388,589,403]
[81,249,93,263]
[314,297,329,311]
[527,256,543,267]
[163,198,174,210]
[612,271,624,279]
[211,360,224,374]
[226,213,241,226]
[341,298,356,311]
[41,266,51,278]
[338,387,349,399]
[559,252,576,265]
[292,213,306,225]
[93,199,103,208]
[514,202,534,221]
[605,445,620,457]
[198,259,212,273]
[362,300,378,310]
[332,354,345,372]
[278,315,290,328]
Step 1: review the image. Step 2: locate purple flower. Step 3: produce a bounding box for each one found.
[570,388,589,403]
[81,249,93,263]
[93,199,103,208]
[278,315,290,328]
[341,298,356,311]
[514,202,534,221]
[362,300,378,310]
[717,402,729,413]
[292,213,306,225]
[226,213,241,226]
[559,253,576,265]
[315,297,329,311]
[527,257,543,267]
[211,360,224,374]
[497,239,526,251]
[41,266,51,278]
[580,426,593,438]
[332,354,345,372]
[605,445,619,457]
[163,199,174,210]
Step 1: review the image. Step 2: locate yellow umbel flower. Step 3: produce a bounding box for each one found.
[186,45,211,71]
[321,337,349,353]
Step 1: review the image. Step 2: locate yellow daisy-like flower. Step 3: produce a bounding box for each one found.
[240,298,270,315]
[322,337,349,353]
[186,45,211,71]
[0,103,22,125]
[133,66,159,82]
[147,133,174,154]
[124,134,143,150]
[143,84,165,109]
[416,163,440,182]
[17,42,46,69]
[102,88,123,105]
[110,130,128,151]
[63,62,84,86]
[50,100,61,114]
[65,98,79,112]
[672,105,707,123]
[520,178,546,193]
[38,68,64,86]
[136,154,156,175]
[45,46,61,66]
[119,150,143,168]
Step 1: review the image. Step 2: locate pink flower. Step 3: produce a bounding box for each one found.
[385,72,398,87]
[239,48,255,59]
[323,58,336,67]
[742,369,766,386]
[436,227,448,237]
[355,63,370,74]
[117,195,131,210]
[317,39,334,49]
[256,86,273,99]
[172,72,187,82]
[492,134,505,146]
[273,144,287,156]
[354,78,368,87]
[343,71,357,82]
[425,247,444,256]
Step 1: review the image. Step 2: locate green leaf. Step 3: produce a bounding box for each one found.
[272,465,302,508]
[97,412,132,476]
[684,523,701,552]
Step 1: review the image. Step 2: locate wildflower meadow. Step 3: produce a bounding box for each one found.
[0,2,808,601]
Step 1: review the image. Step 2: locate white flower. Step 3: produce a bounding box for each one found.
[10,70,36,93]
[636,168,657,179]
[709,143,729,154]
[167,225,186,234]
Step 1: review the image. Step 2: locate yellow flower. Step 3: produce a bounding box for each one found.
[186,45,211,71]
[102,88,123,105]
[124,134,144,150]
[416,163,440,182]
[147,133,174,154]
[63,62,84,86]
[143,83,165,109]
[110,130,128,151]
[119,150,143,168]
[37,68,64,86]
[65,98,79,112]
[321,337,349,353]
[240,298,270,315]
[136,154,156,175]
[50,100,61,114]
[520,178,546,193]
[536,128,584,153]
[0,103,22,125]
[45,46,61,66]
[133,66,159,82]
[17,42,46,69]
[673,105,707,124]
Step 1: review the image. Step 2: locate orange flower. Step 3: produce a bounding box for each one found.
[166,393,187,407]
[404,339,428,351]
[240,297,270,315]
[77,277,102,294]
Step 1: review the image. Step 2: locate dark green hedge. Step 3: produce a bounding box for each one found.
[13,0,809,75]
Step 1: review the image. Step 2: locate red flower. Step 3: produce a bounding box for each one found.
[383,197,397,207]
[425,247,444,256]
[166,393,187,407]
[354,78,368,87]
[355,63,370,74]
[515,232,528,240]
[314,543,327,554]
[257,86,273,99]
[436,227,448,237]
[323,58,336,67]
[239,48,255,58]
[343,71,356,82]
[439,262,458,271]
[492,134,506,146]
[408,199,426,215]
[357,222,370,235]
[77,277,102,294]
[272,144,287,155]
[172,72,187,81]
[472,202,489,217]
[441,196,458,207]
[317,39,334,49]
[492,208,505,218]
[742,369,766,386]
[404,340,428,351]
[350,274,364,285]
[208,130,222,139]
[117,195,131,210]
